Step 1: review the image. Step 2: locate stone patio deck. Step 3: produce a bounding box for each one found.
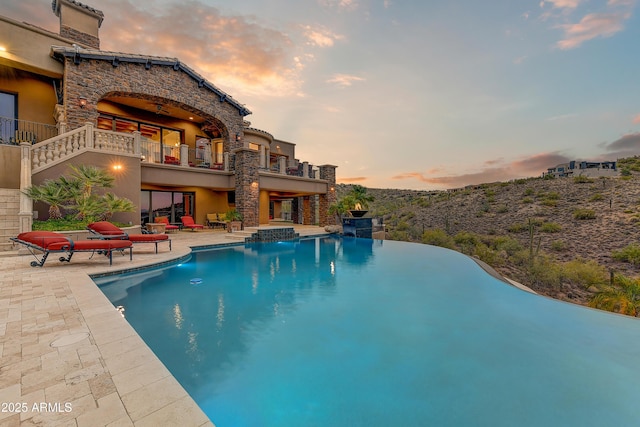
[0,225,329,426]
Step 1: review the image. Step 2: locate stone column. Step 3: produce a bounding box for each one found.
[279,157,287,174]
[291,197,300,224]
[302,196,311,225]
[302,161,309,178]
[19,142,33,233]
[233,148,260,227]
[318,165,338,226]
[309,195,318,225]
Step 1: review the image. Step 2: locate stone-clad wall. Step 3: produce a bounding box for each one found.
[319,165,337,226]
[60,26,100,49]
[234,148,260,227]
[61,57,245,151]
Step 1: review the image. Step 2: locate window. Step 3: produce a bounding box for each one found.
[0,92,17,144]
[141,190,195,225]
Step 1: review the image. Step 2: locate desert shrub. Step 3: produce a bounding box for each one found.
[524,187,535,196]
[620,168,632,176]
[550,240,567,251]
[421,229,455,249]
[573,209,596,220]
[574,175,594,184]
[612,244,640,265]
[541,199,558,207]
[454,231,480,247]
[589,193,604,202]
[540,222,562,233]
[560,258,608,289]
[508,222,527,233]
[526,255,563,289]
[546,192,560,200]
[491,236,523,255]
[496,204,509,213]
[522,197,533,204]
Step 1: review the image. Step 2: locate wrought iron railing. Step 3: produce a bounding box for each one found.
[0,116,57,145]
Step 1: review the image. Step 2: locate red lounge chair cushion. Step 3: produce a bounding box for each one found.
[17,231,69,249]
[87,221,126,236]
[47,240,132,251]
[181,216,203,229]
[155,217,179,230]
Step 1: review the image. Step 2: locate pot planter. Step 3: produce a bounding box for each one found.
[227,220,243,232]
[349,210,368,217]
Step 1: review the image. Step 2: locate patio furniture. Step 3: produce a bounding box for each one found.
[10,231,133,267]
[154,216,180,232]
[206,213,227,229]
[181,215,204,231]
[87,221,171,253]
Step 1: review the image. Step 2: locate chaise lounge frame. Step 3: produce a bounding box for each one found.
[87,222,172,253]
[11,231,133,267]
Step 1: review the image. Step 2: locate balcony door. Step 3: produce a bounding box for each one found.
[0,92,17,144]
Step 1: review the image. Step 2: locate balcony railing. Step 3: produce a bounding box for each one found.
[0,116,58,145]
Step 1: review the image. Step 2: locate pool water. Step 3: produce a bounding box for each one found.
[94,237,640,426]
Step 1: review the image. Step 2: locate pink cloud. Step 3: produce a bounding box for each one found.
[339,176,369,183]
[633,114,640,124]
[391,152,571,189]
[556,12,630,49]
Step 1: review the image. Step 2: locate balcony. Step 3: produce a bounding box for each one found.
[0,116,58,145]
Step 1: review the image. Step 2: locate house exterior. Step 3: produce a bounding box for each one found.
[0,0,337,249]
[543,160,617,179]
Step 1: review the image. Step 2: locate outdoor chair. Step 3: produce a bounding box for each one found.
[206,213,226,229]
[154,216,180,232]
[87,221,171,253]
[181,215,204,231]
[11,231,133,267]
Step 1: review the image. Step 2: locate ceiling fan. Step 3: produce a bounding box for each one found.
[155,103,170,115]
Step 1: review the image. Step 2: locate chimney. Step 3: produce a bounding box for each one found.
[52,0,104,49]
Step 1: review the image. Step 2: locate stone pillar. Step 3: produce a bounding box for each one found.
[309,195,318,225]
[279,157,287,174]
[224,152,230,171]
[302,196,311,225]
[318,164,338,226]
[133,131,141,156]
[180,144,189,166]
[291,197,300,224]
[19,142,33,233]
[259,145,266,169]
[234,148,260,227]
[302,161,309,178]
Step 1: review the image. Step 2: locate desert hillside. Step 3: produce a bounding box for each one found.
[337,158,640,308]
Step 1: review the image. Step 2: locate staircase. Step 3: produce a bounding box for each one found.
[0,189,20,251]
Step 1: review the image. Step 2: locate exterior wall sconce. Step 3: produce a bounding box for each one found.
[79,97,87,108]
[112,164,123,172]
[235,133,241,141]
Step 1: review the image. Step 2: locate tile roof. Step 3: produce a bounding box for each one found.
[51,0,104,26]
[51,46,251,116]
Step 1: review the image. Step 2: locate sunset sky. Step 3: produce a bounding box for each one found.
[4,0,640,189]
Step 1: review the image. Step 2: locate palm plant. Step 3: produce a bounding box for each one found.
[68,164,114,199]
[23,180,68,219]
[99,193,136,221]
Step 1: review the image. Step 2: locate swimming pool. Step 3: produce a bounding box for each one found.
[94,236,640,426]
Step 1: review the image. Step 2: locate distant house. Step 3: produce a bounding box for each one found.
[543,160,617,179]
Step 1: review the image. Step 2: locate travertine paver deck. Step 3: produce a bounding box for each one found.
[0,225,329,426]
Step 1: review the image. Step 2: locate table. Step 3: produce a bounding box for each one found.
[145,223,166,234]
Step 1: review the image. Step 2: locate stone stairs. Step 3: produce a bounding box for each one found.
[0,189,20,252]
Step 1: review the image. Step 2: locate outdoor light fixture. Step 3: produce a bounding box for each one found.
[112,164,123,171]
[235,133,241,141]
[79,97,87,108]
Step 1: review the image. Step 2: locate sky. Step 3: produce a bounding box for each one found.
[3,0,640,190]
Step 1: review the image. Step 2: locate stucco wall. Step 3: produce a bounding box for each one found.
[0,68,59,125]
[0,145,20,188]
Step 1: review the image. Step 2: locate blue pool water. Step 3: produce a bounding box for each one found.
[94,237,640,426]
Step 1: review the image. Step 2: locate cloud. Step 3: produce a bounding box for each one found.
[339,176,368,183]
[541,0,584,10]
[555,12,630,49]
[633,114,640,124]
[326,74,365,87]
[301,25,345,47]
[391,152,571,189]
[601,132,640,157]
[86,0,311,98]
[546,113,578,121]
[318,0,359,11]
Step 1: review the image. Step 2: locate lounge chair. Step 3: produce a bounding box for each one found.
[206,213,226,229]
[11,231,133,267]
[87,221,171,253]
[181,215,204,231]
[154,216,180,232]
